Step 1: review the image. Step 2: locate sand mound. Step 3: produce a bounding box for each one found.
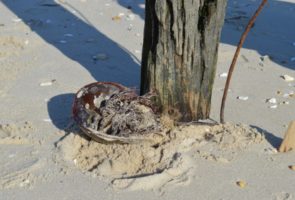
[56,123,264,191]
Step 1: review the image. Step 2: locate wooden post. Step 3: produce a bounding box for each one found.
[141,0,227,121]
[279,121,295,152]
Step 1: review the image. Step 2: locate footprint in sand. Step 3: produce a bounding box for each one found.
[0,122,42,189]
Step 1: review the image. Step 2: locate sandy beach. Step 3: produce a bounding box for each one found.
[1,0,295,199]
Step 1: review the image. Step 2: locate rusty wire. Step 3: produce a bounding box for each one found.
[220,0,268,124]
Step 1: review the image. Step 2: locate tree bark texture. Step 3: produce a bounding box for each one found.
[141,0,227,121]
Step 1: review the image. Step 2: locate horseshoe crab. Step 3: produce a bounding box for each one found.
[72,82,162,144]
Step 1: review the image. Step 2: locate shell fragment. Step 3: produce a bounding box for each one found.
[59,40,67,44]
[260,55,270,62]
[39,80,56,86]
[219,73,228,78]
[236,181,247,188]
[266,98,277,104]
[126,14,135,21]
[281,75,295,82]
[93,53,108,61]
[64,33,74,37]
[43,119,52,122]
[269,105,278,109]
[237,96,249,101]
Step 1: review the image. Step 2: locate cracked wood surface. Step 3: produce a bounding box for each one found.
[141,0,227,121]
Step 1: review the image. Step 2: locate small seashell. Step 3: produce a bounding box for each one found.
[281,75,295,82]
[12,18,22,22]
[93,53,108,61]
[59,40,67,44]
[283,91,294,98]
[219,73,228,78]
[138,4,145,9]
[134,50,141,54]
[64,33,74,37]
[266,98,277,104]
[281,101,290,105]
[260,55,270,62]
[237,96,249,101]
[289,165,295,170]
[112,15,121,21]
[39,80,56,86]
[269,105,278,109]
[126,14,135,21]
[236,180,247,188]
[43,119,52,122]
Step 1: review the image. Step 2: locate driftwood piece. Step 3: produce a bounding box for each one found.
[279,121,295,152]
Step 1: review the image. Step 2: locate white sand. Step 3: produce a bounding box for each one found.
[1,0,295,199]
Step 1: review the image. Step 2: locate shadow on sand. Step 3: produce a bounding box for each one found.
[251,125,283,149]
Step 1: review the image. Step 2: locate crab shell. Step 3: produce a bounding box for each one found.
[73,82,127,123]
[72,82,157,144]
